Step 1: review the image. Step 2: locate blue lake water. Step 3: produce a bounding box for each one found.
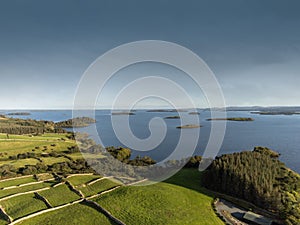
[2,110,299,173]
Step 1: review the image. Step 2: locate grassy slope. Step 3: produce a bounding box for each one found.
[78,179,120,197]
[93,169,224,225]
[0,193,48,219]
[0,132,107,171]
[0,133,68,140]
[0,131,223,225]
[0,181,56,198]
[69,152,105,160]
[0,176,36,189]
[39,157,70,165]
[0,133,88,168]
[17,203,115,225]
[0,135,74,157]
[0,139,72,151]
[2,158,41,168]
[0,169,222,225]
[66,174,102,187]
[38,184,80,207]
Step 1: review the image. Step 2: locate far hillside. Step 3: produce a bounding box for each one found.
[55,117,96,128]
[0,116,96,134]
[0,116,65,134]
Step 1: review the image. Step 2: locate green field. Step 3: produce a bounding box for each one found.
[38,184,81,207]
[0,136,74,157]
[0,169,223,225]
[0,131,223,225]
[0,181,56,198]
[0,218,6,225]
[40,157,71,166]
[0,158,41,168]
[78,178,120,197]
[0,133,68,140]
[0,133,94,171]
[92,169,224,225]
[69,152,105,160]
[0,176,37,189]
[17,203,115,225]
[0,193,48,219]
[66,174,102,187]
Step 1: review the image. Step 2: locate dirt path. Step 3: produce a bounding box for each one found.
[214,199,248,225]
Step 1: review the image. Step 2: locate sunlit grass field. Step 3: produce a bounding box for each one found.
[0,176,37,189]
[18,203,115,225]
[0,181,56,198]
[0,133,86,168]
[0,193,48,220]
[0,132,223,225]
[0,134,74,157]
[78,178,120,197]
[0,169,223,225]
[92,169,224,225]
[38,184,81,207]
[66,174,102,187]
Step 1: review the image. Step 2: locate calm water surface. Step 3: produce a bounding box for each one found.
[3,110,299,173]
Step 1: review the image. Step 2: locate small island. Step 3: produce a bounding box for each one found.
[111,111,135,115]
[189,112,200,115]
[147,109,188,113]
[164,116,180,119]
[55,117,96,128]
[176,124,202,129]
[7,112,31,116]
[251,111,300,115]
[207,117,254,121]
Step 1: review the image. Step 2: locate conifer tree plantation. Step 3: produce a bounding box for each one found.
[203,147,300,225]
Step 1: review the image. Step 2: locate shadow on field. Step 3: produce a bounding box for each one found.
[163,168,215,198]
[80,201,119,225]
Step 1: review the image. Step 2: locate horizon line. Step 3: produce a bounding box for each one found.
[1,105,300,111]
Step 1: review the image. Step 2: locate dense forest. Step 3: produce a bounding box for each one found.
[203,147,300,225]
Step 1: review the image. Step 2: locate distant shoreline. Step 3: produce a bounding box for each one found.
[251,111,300,115]
[7,112,31,116]
[207,117,254,122]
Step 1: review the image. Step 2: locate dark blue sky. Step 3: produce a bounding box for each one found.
[0,0,300,108]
